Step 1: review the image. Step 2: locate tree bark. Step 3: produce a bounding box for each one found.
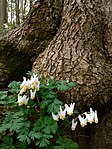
[0,0,63,88]
[32,0,112,148]
[15,0,20,25]
[0,0,112,148]
[33,0,112,107]
[0,0,7,28]
[0,0,7,39]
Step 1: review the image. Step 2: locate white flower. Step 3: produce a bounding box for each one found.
[65,103,75,116]
[17,94,29,106]
[78,115,87,127]
[30,90,36,99]
[71,119,78,131]
[90,107,94,114]
[35,84,40,91]
[52,112,59,121]
[85,108,95,124]
[19,78,30,94]
[30,74,39,85]
[30,84,40,91]
[19,87,27,94]
[20,77,27,89]
[26,79,31,89]
[85,112,94,124]
[30,74,40,90]
[94,110,98,123]
[58,106,66,120]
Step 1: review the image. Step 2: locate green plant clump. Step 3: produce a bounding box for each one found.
[0,73,78,149]
[0,72,99,148]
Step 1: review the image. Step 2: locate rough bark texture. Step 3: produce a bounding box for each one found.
[0,0,7,28]
[32,0,112,148]
[0,0,63,88]
[0,0,112,148]
[33,0,112,107]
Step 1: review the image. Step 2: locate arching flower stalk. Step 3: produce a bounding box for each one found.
[52,103,98,131]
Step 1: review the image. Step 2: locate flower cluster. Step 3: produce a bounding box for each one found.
[17,73,40,106]
[52,103,75,121]
[52,103,98,131]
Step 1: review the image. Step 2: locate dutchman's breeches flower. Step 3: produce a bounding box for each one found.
[18,73,40,105]
[30,74,40,89]
[84,112,94,124]
[19,87,27,94]
[65,103,75,116]
[51,104,98,131]
[35,84,40,91]
[84,108,98,124]
[30,90,36,99]
[78,115,87,127]
[52,112,59,121]
[71,119,78,130]
[20,77,30,89]
[87,108,95,124]
[17,94,29,106]
[58,106,66,120]
[25,79,31,89]
[94,110,98,123]
[20,77,27,89]
[30,81,40,90]
[19,78,31,94]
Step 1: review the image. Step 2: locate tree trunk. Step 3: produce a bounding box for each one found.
[15,0,20,25]
[0,0,7,28]
[0,0,63,88]
[32,0,112,148]
[33,0,112,107]
[0,0,112,148]
[0,0,7,39]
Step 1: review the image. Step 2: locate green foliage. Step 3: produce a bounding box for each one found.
[33,116,58,134]
[0,74,78,148]
[54,137,78,149]
[56,80,77,92]
[8,81,21,94]
[0,136,15,149]
[26,71,34,77]
[40,78,76,114]
[0,91,8,100]
[39,79,62,114]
